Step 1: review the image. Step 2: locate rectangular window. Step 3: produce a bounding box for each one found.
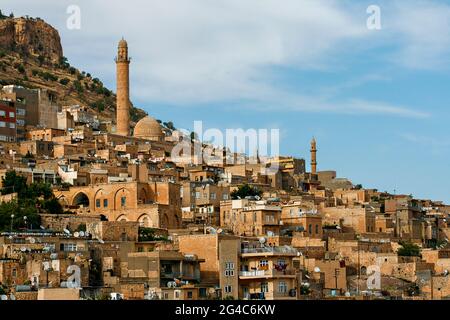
[9,112,14,118]
[103,199,108,207]
[0,121,5,127]
[9,123,15,129]
[0,135,7,141]
[17,119,25,126]
[261,282,269,293]
[187,291,193,299]
[121,196,126,207]
[0,110,5,116]
[223,193,229,200]
[225,270,235,276]
[96,199,101,208]
[259,260,269,270]
[61,243,77,252]
[278,281,288,293]
[210,192,216,200]
[195,192,201,199]
[224,285,232,293]
[17,108,25,116]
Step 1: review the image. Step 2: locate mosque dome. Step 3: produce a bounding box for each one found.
[133,116,164,141]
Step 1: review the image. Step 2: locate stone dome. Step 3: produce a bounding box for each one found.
[133,116,164,141]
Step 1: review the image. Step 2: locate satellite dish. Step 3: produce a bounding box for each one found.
[345,292,351,297]
[79,231,85,237]
[20,247,27,252]
[259,237,266,244]
[9,294,16,300]
[84,231,89,237]
[29,238,36,244]
[97,238,105,244]
[40,225,46,230]
[314,267,321,273]
[63,229,71,235]
[74,232,80,238]
[50,253,58,260]
[217,229,223,234]
[255,196,261,200]
[0,295,7,300]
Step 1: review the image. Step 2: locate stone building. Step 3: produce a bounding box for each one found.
[55,181,182,229]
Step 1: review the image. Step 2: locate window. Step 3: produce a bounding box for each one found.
[0,135,7,141]
[103,199,108,207]
[12,268,17,277]
[195,192,201,199]
[225,262,235,269]
[9,123,15,129]
[187,291,193,299]
[0,110,5,116]
[308,224,312,234]
[315,224,319,234]
[224,285,232,293]
[61,243,77,252]
[17,108,25,116]
[9,112,14,118]
[278,281,288,293]
[223,193,228,200]
[121,196,126,207]
[265,214,275,223]
[96,199,101,208]
[0,121,5,127]
[17,119,25,126]
[225,262,235,276]
[259,260,269,270]
[260,282,269,293]
[210,192,216,200]
[174,290,180,299]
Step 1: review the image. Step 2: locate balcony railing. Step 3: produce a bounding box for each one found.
[241,247,299,255]
[239,269,296,278]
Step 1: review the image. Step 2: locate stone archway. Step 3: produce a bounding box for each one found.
[116,214,129,222]
[162,213,170,228]
[72,192,90,207]
[138,214,153,228]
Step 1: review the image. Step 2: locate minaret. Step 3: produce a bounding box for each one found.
[310,137,317,174]
[115,38,131,136]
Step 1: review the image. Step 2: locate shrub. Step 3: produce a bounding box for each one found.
[59,78,70,85]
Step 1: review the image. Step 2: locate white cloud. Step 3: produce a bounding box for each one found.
[3,0,449,117]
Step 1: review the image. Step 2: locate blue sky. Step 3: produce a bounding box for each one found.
[3,0,450,202]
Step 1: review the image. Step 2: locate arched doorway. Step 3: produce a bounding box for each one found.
[138,214,152,228]
[72,192,90,207]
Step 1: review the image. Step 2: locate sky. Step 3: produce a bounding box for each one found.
[2,0,450,203]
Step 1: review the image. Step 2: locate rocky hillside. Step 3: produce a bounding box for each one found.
[0,13,147,123]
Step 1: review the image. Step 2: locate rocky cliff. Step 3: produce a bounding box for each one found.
[0,14,147,123]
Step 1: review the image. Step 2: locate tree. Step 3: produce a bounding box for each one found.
[398,241,421,257]
[1,170,27,196]
[231,184,262,200]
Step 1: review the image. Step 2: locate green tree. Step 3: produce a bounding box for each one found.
[231,184,262,200]
[398,241,421,257]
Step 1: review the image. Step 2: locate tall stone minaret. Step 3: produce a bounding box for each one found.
[310,137,317,174]
[115,38,131,136]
